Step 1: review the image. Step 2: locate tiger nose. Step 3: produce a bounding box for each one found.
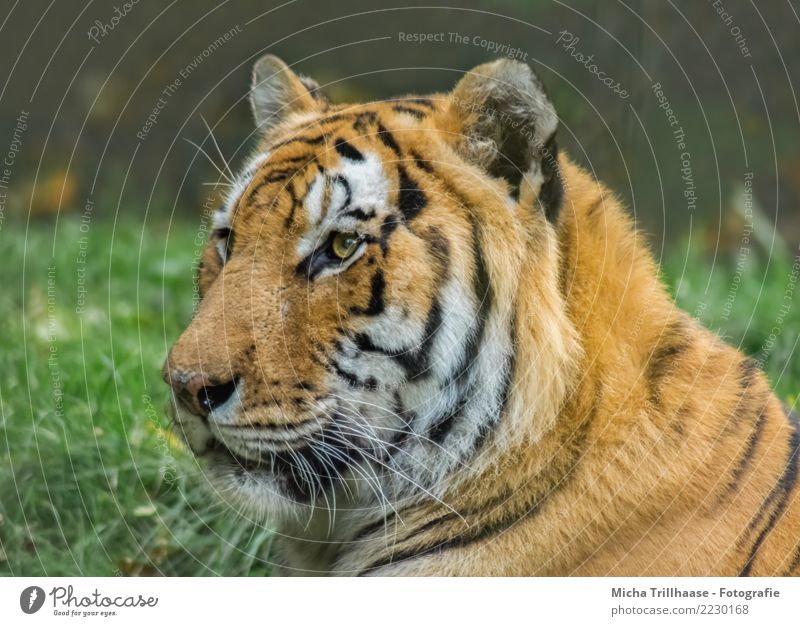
[162,365,238,417]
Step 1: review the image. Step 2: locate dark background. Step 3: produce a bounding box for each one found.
[2,0,798,247]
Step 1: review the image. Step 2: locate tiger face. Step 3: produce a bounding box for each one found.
[163,56,571,523]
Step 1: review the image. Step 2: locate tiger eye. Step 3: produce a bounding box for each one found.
[331,232,360,259]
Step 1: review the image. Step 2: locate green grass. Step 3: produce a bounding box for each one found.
[0,217,274,576]
[0,217,797,576]
[661,238,799,405]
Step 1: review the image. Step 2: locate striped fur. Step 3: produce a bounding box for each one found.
[164,57,800,575]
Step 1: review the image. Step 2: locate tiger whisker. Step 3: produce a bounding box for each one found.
[290,444,330,530]
[183,137,235,185]
[331,417,441,481]
[306,399,447,527]
[322,429,464,525]
[200,114,236,182]
[302,440,348,535]
[307,433,395,518]
[328,393,470,469]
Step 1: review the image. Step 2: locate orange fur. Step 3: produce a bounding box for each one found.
[164,57,800,576]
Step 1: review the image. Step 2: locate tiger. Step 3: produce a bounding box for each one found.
[163,55,800,576]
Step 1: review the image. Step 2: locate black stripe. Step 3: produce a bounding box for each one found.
[403,97,435,109]
[350,500,420,545]
[352,297,443,383]
[785,540,800,576]
[326,358,379,391]
[302,111,375,128]
[724,360,768,494]
[388,97,435,110]
[422,226,450,274]
[410,149,433,174]
[352,111,378,133]
[246,159,321,210]
[284,181,299,227]
[352,332,399,358]
[261,168,297,184]
[267,154,317,170]
[271,133,327,150]
[329,358,359,388]
[351,515,396,544]
[388,390,417,450]
[332,174,353,213]
[379,216,399,256]
[376,123,401,156]
[359,405,594,575]
[397,298,442,380]
[335,137,364,161]
[427,219,492,444]
[739,411,800,575]
[393,105,426,119]
[350,270,385,316]
[727,408,767,493]
[428,396,468,445]
[212,227,233,260]
[473,313,517,453]
[343,207,376,221]
[740,357,761,382]
[315,112,356,125]
[397,166,426,221]
[646,322,690,405]
[539,137,563,223]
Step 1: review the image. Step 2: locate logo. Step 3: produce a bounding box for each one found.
[20,586,45,614]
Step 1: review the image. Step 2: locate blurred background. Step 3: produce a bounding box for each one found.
[1,0,798,575]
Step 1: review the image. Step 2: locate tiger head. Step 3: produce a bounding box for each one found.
[163,56,579,522]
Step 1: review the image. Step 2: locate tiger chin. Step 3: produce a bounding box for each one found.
[163,55,800,576]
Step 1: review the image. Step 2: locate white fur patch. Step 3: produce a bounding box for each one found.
[213,151,271,231]
[296,150,390,262]
[304,173,325,226]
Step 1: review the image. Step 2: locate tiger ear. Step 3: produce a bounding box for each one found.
[250,55,328,132]
[442,59,563,221]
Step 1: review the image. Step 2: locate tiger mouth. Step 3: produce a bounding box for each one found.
[205,437,270,470]
[204,436,306,475]
[202,426,361,501]
[213,417,324,443]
